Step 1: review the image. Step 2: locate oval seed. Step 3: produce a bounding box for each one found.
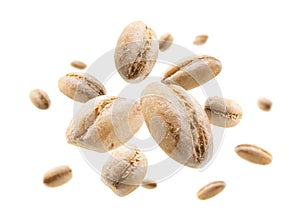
[29,89,51,110]
[58,72,106,103]
[159,33,173,51]
[257,97,272,111]
[197,181,226,200]
[101,146,148,197]
[204,96,243,128]
[70,60,87,69]
[141,180,157,189]
[141,82,213,168]
[234,144,272,165]
[43,165,72,187]
[162,55,222,90]
[114,21,159,83]
[193,35,208,45]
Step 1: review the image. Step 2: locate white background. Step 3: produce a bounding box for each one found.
[0,0,299,223]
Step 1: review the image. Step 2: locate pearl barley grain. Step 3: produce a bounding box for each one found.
[58,72,106,103]
[141,180,157,189]
[101,146,148,196]
[197,181,226,200]
[235,144,272,165]
[141,82,213,168]
[114,21,159,83]
[193,35,208,45]
[29,89,51,110]
[159,33,173,51]
[71,60,87,69]
[43,165,72,187]
[257,97,272,111]
[162,55,222,90]
[204,96,243,128]
[66,96,143,152]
